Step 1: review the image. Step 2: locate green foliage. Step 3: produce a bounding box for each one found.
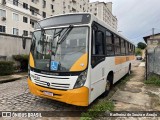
[80,100,114,120]
[135,48,142,56]
[12,55,29,61]
[137,42,146,49]
[0,61,14,76]
[145,75,160,86]
[12,54,29,71]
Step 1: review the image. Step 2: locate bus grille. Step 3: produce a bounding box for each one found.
[34,79,70,90]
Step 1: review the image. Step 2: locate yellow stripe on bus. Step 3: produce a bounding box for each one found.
[29,53,35,68]
[115,55,135,65]
[70,53,88,72]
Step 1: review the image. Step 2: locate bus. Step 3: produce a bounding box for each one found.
[23,13,135,106]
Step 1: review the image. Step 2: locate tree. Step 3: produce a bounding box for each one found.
[135,48,142,56]
[137,42,146,49]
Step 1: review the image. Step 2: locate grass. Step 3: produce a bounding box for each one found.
[80,73,133,120]
[80,100,114,120]
[145,74,160,86]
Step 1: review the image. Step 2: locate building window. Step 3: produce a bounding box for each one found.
[13,0,18,6]
[42,12,46,18]
[30,9,35,15]
[68,5,70,9]
[23,3,28,9]
[13,28,19,35]
[0,9,6,17]
[13,13,19,21]
[30,32,33,36]
[31,0,37,3]
[51,4,54,9]
[23,16,28,23]
[0,25,5,33]
[42,0,46,8]
[30,20,35,28]
[23,30,28,36]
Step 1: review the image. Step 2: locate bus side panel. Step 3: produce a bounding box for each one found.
[90,57,115,103]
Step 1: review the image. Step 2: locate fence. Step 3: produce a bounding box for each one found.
[146,46,160,79]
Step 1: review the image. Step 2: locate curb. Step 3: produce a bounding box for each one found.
[0,75,28,84]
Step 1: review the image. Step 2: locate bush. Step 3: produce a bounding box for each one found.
[0,61,14,76]
[13,54,29,72]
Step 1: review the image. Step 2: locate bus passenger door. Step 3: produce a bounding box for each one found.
[90,23,106,102]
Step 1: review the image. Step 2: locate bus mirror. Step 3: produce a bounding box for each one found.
[22,35,26,49]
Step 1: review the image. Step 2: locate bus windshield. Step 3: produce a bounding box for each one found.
[31,26,88,72]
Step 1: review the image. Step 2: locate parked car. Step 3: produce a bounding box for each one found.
[136,55,142,60]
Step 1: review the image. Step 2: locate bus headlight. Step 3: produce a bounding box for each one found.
[74,71,87,89]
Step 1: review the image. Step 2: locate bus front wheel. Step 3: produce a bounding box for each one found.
[102,72,113,97]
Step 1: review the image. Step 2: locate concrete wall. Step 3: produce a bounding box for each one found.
[0,33,31,60]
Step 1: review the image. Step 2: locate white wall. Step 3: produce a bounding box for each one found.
[0,33,31,60]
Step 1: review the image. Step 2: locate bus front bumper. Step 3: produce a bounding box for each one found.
[28,78,89,106]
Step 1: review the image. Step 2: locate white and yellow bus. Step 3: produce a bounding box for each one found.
[25,13,135,106]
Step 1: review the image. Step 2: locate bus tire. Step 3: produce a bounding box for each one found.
[128,64,131,75]
[102,72,113,97]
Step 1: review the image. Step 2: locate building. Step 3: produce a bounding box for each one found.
[0,0,90,37]
[143,33,160,79]
[143,33,160,49]
[52,0,89,14]
[90,1,117,30]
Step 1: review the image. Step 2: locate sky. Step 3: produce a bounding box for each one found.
[90,0,160,45]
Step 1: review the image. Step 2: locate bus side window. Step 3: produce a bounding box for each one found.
[106,31,114,56]
[92,28,105,67]
[92,30,104,55]
[126,42,129,55]
[96,31,104,55]
[121,39,126,55]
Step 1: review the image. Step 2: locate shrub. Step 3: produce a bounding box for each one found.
[12,54,29,72]
[0,61,14,76]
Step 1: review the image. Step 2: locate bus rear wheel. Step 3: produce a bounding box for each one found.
[128,64,131,75]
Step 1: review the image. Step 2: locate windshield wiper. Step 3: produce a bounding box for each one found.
[36,22,46,55]
[57,25,73,44]
[53,25,73,56]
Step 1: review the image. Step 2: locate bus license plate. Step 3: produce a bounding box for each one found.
[43,91,53,96]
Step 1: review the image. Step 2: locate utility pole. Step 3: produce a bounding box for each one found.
[152,28,155,39]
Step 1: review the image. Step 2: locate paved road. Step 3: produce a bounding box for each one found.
[0,78,88,113]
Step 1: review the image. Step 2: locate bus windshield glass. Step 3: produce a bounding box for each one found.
[31,26,88,72]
